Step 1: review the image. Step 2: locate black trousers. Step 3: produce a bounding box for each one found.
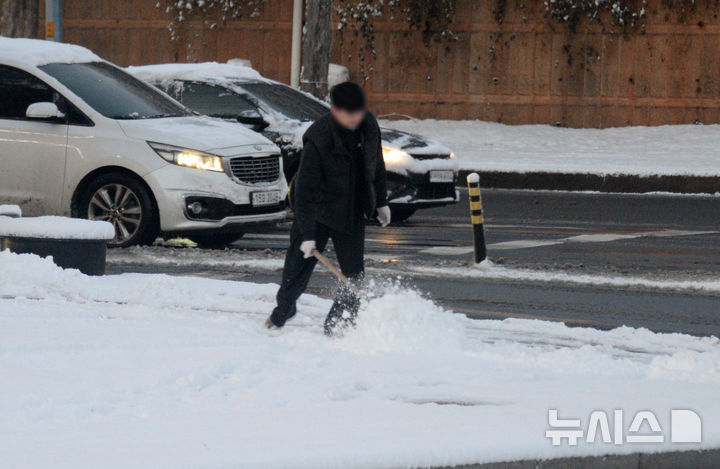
[271,220,365,332]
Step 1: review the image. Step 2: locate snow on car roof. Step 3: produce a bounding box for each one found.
[0,37,101,66]
[126,62,268,85]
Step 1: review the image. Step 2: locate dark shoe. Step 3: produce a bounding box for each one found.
[268,304,296,330]
[265,316,282,330]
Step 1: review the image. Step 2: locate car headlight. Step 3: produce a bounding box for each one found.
[382,146,410,164]
[449,151,455,159]
[148,142,224,172]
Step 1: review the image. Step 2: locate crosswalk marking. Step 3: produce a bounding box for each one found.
[421,229,717,255]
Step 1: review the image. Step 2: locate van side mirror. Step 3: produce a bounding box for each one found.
[26,102,65,121]
[237,110,268,132]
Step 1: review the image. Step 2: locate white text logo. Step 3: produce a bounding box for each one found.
[546,409,701,446]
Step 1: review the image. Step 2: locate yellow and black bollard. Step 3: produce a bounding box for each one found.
[467,173,487,263]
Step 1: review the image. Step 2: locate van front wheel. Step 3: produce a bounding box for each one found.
[79,173,159,247]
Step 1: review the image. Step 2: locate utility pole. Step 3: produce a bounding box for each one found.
[300,0,332,99]
[45,0,62,42]
[290,0,303,88]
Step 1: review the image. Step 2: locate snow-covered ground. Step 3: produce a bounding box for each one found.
[380,119,720,176]
[2,249,719,468]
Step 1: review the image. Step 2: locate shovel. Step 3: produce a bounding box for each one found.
[312,249,359,294]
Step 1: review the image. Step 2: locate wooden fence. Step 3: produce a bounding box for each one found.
[20,0,720,126]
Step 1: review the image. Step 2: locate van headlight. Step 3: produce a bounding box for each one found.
[382,146,410,164]
[148,142,224,172]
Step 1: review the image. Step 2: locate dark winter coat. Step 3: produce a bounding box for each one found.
[294,112,388,240]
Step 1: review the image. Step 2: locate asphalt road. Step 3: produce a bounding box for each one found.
[108,189,720,337]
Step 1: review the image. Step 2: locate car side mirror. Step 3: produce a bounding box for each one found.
[26,102,65,121]
[237,110,268,132]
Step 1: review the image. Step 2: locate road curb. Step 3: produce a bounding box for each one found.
[457,170,720,194]
[433,448,720,469]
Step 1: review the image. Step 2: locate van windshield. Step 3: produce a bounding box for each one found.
[40,62,191,120]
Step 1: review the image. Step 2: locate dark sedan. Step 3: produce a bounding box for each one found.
[129,63,459,222]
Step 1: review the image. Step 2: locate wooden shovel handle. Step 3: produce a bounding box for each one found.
[312,249,351,287]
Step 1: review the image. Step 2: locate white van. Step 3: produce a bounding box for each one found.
[0,38,287,247]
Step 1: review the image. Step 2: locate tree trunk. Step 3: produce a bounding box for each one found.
[300,0,332,99]
[0,0,39,38]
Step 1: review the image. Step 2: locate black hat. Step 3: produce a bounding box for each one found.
[330,82,366,112]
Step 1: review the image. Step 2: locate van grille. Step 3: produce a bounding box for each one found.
[229,155,281,184]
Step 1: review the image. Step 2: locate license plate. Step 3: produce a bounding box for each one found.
[251,191,281,206]
[429,170,454,183]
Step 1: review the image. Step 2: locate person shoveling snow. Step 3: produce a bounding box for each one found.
[266,82,391,336]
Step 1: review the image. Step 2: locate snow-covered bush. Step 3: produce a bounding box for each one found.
[158,0,458,78]
[157,0,687,79]
[158,0,266,39]
[334,0,458,79]
[544,0,648,31]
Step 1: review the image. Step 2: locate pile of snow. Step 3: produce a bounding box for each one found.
[0,37,101,66]
[380,119,720,176]
[0,215,113,240]
[227,57,252,68]
[1,250,719,467]
[0,204,21,218]
[328,63,350,88]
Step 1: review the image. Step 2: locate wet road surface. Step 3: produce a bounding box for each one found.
[108,189,720,336]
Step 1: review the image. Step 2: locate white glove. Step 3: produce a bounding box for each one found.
[300,240,316,259]
[377,205,391,227]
